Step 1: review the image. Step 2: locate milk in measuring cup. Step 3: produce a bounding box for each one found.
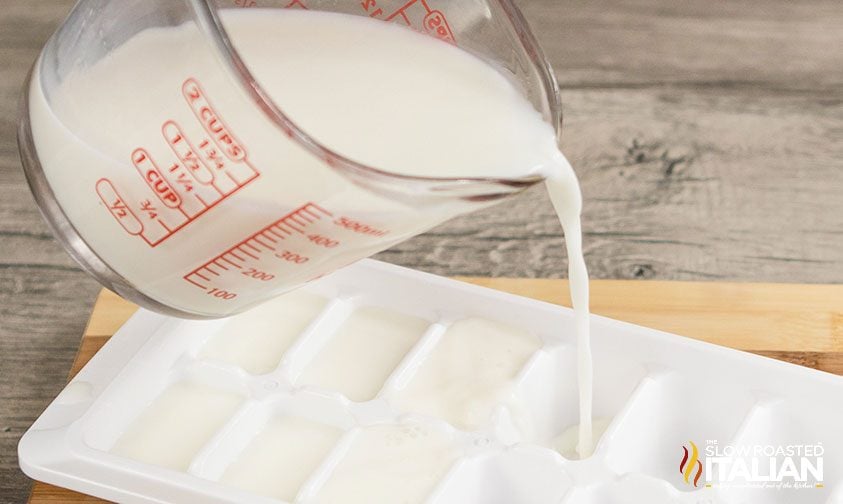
[30,9,594,456]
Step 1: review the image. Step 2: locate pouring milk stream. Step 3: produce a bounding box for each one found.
[25,9,595,457]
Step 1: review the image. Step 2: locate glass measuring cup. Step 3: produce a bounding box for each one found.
[18,0,561,318]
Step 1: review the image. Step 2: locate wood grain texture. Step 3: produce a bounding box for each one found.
[1,0,842,501]
[27,281,843,502]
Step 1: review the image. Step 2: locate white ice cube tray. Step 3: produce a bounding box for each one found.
[19,259,843,504]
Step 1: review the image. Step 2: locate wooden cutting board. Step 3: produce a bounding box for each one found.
[28,279,843,503]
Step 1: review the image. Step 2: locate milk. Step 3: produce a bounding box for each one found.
[393,317,541,430]
[220,416,342,501]
[312,423,461,504]
[33,9,593,455]
[545,168,594,458]
[111,382,243,470]
[200,290,328,374]
[551,417,612,459]
[295,306,429,402]
[29,9,565,314]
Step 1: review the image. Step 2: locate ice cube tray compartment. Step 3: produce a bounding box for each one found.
[198,290,331,375]
[719,397,843,504]
[603,370,758,489]
[19,260,843,504]
[430,445,574,503]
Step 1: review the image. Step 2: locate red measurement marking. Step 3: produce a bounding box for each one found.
[222,256,242,269]
[132,149,182,210]
[361,0,384,17]
[185,275,207,289]
[96,179,143,236]
[183,203,333,291]
[285,0,308,8]
[239,246,259,260]
[183,78,246,162]
[162,120,216,187]
[367,0,455,43]
[257,233,277,244]
[267,227,288,240]
[422,8,454,43]
[273,225,293,236]
[130,172,255,247]
[282,221,305,234]
[104,77,262,248]
[334,216,389,237]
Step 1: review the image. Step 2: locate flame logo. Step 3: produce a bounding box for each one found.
[680,441,703,487]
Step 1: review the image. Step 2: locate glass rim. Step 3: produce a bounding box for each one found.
[190,0,561,193]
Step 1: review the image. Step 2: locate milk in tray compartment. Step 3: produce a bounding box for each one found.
[220,416,343,502]
[111,381,244,471]
[200,290,329,375]
[311,422,462,504]
[392,318,542,430]
[295,306,430,402]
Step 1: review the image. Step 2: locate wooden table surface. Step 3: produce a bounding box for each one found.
[1,0,842,501]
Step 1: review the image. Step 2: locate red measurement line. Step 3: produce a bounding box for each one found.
[194,272,210,281]
[385,0,417,21]
[253,235,275,248]
[289,214,307,226]
[283,221,305,234]
[222,256,242,269]
[185,275,207,289]
[213,259,229,270]
[204,266,220,276]
[143,167,259,247]
[209,178,224,195]
[300,207,320,219]
[307,203,333,217]
[267,227,287,239]
[259,232,277,243]
[183,202,334,289]
[274,224,293,235]
[238,246,259,260]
